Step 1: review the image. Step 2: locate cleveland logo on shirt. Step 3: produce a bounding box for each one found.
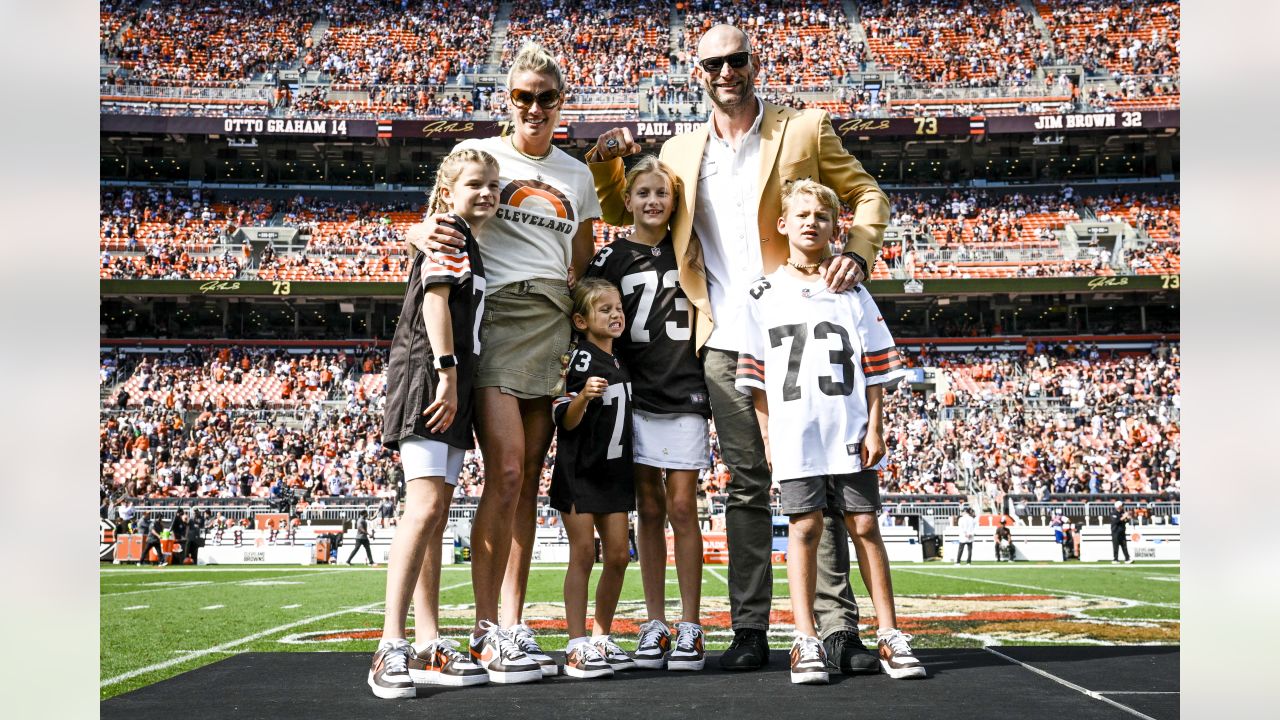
[497,179,576,234]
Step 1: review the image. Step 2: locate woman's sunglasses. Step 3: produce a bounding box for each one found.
[697,51,751,74]
[509,88,563,109]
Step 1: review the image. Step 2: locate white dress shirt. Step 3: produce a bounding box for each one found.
[694,99,765,353]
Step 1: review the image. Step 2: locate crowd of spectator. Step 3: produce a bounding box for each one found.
[1037,0,1179,78]
[885,342,1180,499]
[104,0,318,85]
[683,0,862,86]
[101,341,1179,504]
[304,0,495,86]
[860,0,1049,87]
[502,0,668,89]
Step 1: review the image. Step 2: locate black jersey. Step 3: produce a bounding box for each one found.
[382,216,486,451]
[549,340,635,514]
[584,237,710,417]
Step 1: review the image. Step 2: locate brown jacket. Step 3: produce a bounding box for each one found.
[590,102,890,352]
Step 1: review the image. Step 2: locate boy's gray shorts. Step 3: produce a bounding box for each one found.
[780,469,881,516]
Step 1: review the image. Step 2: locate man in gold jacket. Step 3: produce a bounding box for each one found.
[588,25,891,674]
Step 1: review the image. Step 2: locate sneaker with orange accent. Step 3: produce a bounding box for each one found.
[876,628,927,679]
[667,622,705,671]
[789,635,829,685]
[592,635,636,671]
[508,622,559,677]
[564,640,614,679]
[467,620,542,684]
[633,619,671,669]
[367,639,416,699]
[409,637,488,687]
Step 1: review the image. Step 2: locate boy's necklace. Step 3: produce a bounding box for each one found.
[786,257,824,273]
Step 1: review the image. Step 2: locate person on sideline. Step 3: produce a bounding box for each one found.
[956,506,976,564]
[588,24,891,673]
[406,42,602,678]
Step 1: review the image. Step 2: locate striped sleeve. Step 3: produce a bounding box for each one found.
[552,391,578,427]
[855,290,906,385]
[734,353,765,391]
[735,293,767,393]
[419,250,471,288]
[861,346,905,383]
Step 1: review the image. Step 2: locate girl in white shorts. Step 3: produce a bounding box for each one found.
[584,155,710,671]
[370,149,499,699]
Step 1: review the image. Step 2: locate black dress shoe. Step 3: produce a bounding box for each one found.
[719,628,769,670]
[823,630,880,674]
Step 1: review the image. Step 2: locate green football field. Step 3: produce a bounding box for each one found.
[100,560,1180,699]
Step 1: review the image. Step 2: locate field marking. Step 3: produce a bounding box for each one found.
[102,569,348,597]
[101,600,384,688]
[1143,576,1180,582]
[123,605,149,611]
[705,566,729,589]
[282,604,302,609]
[984,647,1159,720]
[201,605,225,610]
[895,567,1179,609]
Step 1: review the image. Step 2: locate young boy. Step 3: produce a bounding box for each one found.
[735,180,926,684]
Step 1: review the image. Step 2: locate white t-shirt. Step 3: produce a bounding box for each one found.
[735,270,907,481]
[454,136,602,293]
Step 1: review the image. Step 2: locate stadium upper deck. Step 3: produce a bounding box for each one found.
[99,0,1180,120]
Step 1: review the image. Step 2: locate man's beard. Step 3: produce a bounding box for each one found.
[705,77,753,113]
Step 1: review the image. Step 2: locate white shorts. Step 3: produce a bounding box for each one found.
[632,410,710,470]
[399,435,466,486]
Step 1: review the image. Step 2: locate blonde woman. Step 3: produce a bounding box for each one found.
[407,42,601,682]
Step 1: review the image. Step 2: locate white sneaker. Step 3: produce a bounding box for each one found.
[633,619,671,669]
[368,639,416,699]
[564,640,614,679]
[468,620,542,684]
[789,635,829,685]
[667,622,706,671]
[508,623,559,677]
[592,634,637,671]
[409,637,489,686]
[877,629,927,679]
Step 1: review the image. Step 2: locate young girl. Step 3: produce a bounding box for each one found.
[369,149,502,699]
[585,155,709,670]
[550,277,637,679]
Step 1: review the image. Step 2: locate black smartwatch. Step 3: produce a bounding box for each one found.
[433,354,458,370]
[840,250,868,275]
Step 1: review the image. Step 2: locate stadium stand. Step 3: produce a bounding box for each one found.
[104,0,318,85]
[501,0,669,90]
[101,341,1180,506]
[305,0,496,86]
[683,0,862,87]
[859,0,1048,87]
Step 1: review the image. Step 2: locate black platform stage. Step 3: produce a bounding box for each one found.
[103,646,1178,720]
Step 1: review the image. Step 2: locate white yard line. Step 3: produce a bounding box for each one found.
[123,605,149,611]
[201,605,225,610]
[896,567,1179,609]
[705,566,730,588]
[102,569,349,597]
[281,604,302,609]
[101,601,383,688]
[984,647,1160,720]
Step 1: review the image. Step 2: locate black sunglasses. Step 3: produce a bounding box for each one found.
[509,88,563,109]
[698,51,751,74]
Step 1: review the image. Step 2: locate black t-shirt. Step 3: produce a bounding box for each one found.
[585,238,709,417]
[1110,510,1128,535]
[382,216,485,451]
[550,340,635,513]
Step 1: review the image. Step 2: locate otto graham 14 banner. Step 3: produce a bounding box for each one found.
[100,110,1177,141]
